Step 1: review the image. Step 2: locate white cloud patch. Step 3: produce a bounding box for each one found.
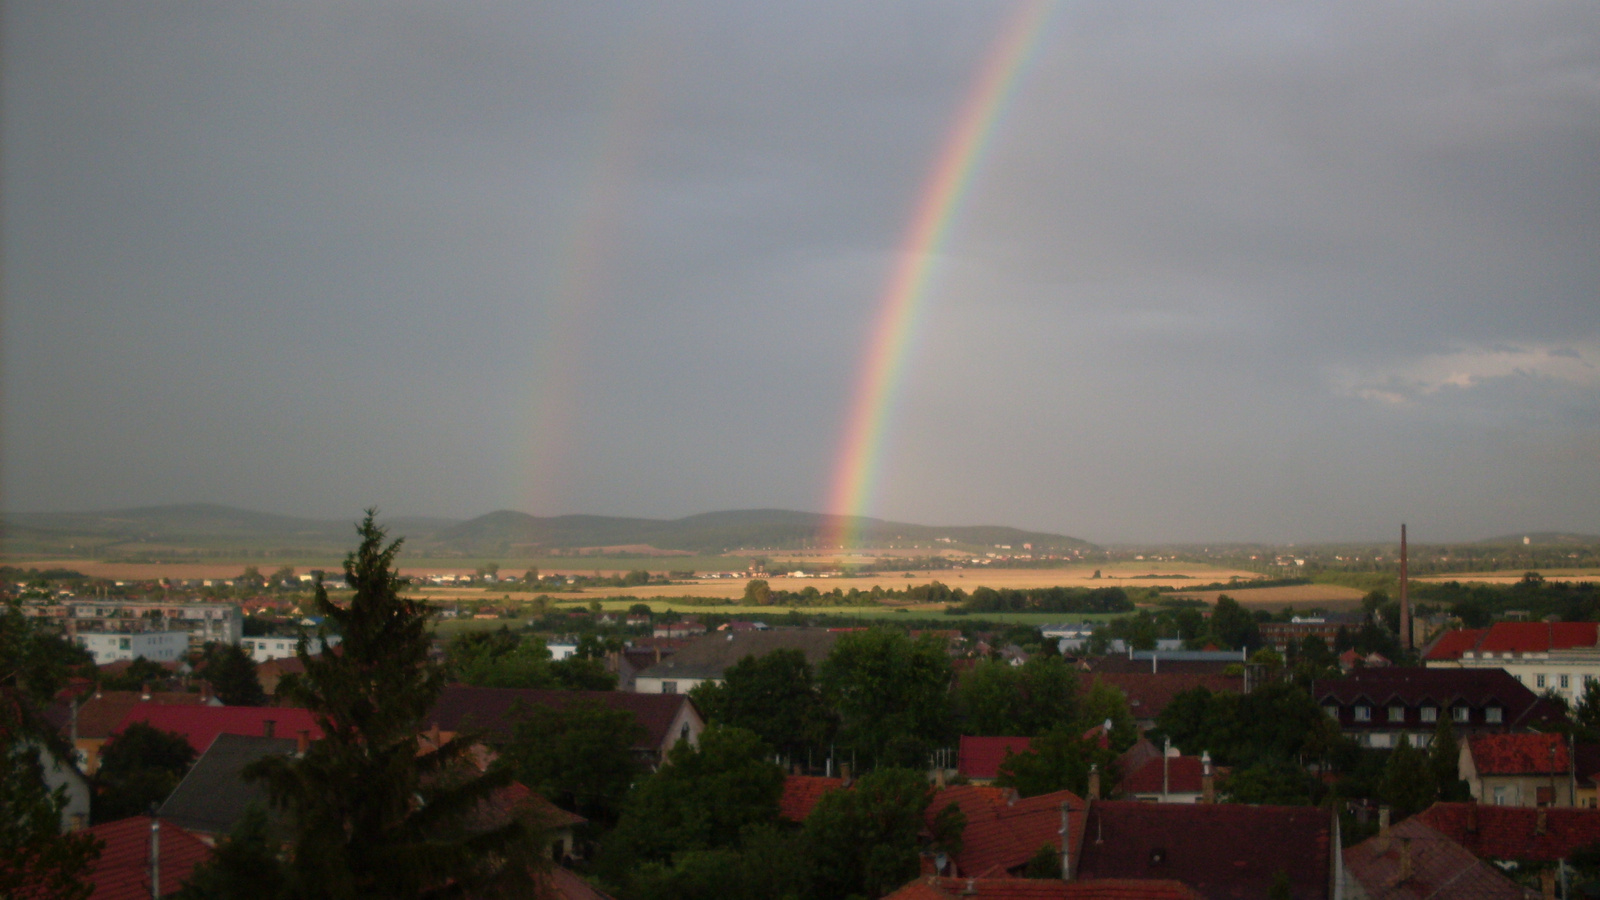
[1332,341,1600,407]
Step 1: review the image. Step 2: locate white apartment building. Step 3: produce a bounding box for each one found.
[240,634,339,663]
[75,631,189,665]
[1425,621,1600,707]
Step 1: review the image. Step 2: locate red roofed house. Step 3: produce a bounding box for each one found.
[1313,668,1565,750]
[1461,733,1574,807]
[114,704,324,755]
[1342,815,1530,900]
[959,736,1034,782]
[46,688,215,775]
[882,876,1204,900]
[923,785,1086,879]
[1425,621,1600,708]
[1415,802,1600,865]
[1074,801,1335,900]
[80,816,211,900]
[780,774,845,822]
[427,685,703,768]
[1120,752,1212,805]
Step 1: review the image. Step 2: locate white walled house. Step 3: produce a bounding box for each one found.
[75,631,188,665]
[240,634,339,663]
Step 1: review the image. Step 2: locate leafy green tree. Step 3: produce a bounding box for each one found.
[0,599,102,899]
[622,824,808,900]
[247,511,546,899]
[500,698,644,826]
[550,655,617,691]
[956,656,1080,737]
[1380,735,1435,819]
[1208,596,1260,650]
[94,721,197,822]
[449,630,560,689]
[689,649,833,759]
[98,656,174,692]
[803,767,932,900]
[600,724,784,884]
[1575,679,1600,743]
[995,725,1117,798]
[818,629,952,767]
[174,805,287,900]
[742,579,772,606]
[204,642,268,706]
[1021,844,1059,879]
[1223,759,1320,805]
[1428,714,1468,802]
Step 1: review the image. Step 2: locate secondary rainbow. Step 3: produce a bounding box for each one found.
[823,0,1057,548]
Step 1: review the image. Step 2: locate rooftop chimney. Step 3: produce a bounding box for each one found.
[198,681,211,703]
[149,816,162,900]
[1201,752,1214,804]
[1399,524,1412,652]
[1059,801,1072,882]
[1378,806,1391,836]
[1088,765,1100,801]
[840,762,852,788]
[141,682,152,701]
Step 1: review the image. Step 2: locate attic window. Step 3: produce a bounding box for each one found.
[1486,706,1502,724]
[1387,705,1405,723]
[1421,706,1438,723]
[1452,707,1469,723]
[1354,705,1371,722]
[1322,704,1339,719]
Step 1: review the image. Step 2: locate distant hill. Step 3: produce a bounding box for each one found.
[0,504,1094,559]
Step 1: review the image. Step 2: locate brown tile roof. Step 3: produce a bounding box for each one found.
[1343,817,1531,900]
[779,774,845,822]
[1415,802,1600,862]
[1074,801,1332,900]
[883,877,1205,900]
[47,691,207,740]
[1314,668,1563,729]
[428,685,697,755]
[82,816,211,900]
[1468,733,1570,776]
[1086,674,1243,723]
[959,736,1035,780]
[924,786,1087,878]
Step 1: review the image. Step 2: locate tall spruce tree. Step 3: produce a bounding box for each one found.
[247,511,545,899]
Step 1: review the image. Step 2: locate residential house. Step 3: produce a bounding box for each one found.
[78,816,213,900]
[239,634,338,663]
[1460,733,1574,808]
[159,733,300,840]
[1084,672,1243,733]
[254,653,311,695]
[1121,751,1213,805]
[1073,802,1336,900]
[1342,816,1532,900]
[427,685,704,768]
[74,630,189,665]
[652,619,707,639]
[1313,668,1564,749]
[1424,621,1600,707]
[958,736,1034,783]
[632,628,838,695]
[1258,613,1368,654]
[47,687,214,775]
[922,785,1087,879]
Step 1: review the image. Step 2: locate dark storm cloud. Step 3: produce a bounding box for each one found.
[4,1,1596,542]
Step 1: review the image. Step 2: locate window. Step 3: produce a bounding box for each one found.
[1452,706,1469,723]
[1388,705,1405,723]
[1537,674,1547,689]
[1323,705,1339,720]
[1561,675,1570,689]
[1354,705,1371,722]
[662,681,678,695]
[1514,675,1524,684]
[1421,706,1438,723]
[1493,786,1508,806]
[1486,706,1502,724]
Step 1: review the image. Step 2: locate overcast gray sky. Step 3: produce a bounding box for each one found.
[4,2,1597,544]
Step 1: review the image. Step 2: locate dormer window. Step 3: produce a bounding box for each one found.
[1323,704,1339,720]
[1452,707,1469,723]
[1421,706,1438,723]
[1486,706,1502,724]
[1388,705,1406,723]
[1354,705,1372,722]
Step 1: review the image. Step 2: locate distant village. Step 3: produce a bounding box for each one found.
[6,554,1600,900]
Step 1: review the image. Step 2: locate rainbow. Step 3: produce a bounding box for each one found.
[822,0,1057,549]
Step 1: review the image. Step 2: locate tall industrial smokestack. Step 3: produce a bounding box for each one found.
[1400,524,1411,652]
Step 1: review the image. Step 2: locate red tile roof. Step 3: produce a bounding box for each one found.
[883,877,1204,899]
[780,775,845,822]
[1423,628,1488,662]
[1121,756,1204,796]
[1343,817,1528,900]
[1415,802,1600,862]
[1426,622,1599,661]
[959,737,1035,780]
[1086,674,1243,722]
[114,705,323,754]
[924,786,1086,878]
[47,691,208,740]
[428,685,698,756]
[1074,801,1332,900]
[1468,733,1570,776]
[82,816,211,900]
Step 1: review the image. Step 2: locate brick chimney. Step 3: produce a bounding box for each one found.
[1088,764,1100,801]
[1201,752,1214,804]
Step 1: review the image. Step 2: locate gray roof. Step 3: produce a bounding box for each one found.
[158,733,296,837]
[634,628,839,682]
